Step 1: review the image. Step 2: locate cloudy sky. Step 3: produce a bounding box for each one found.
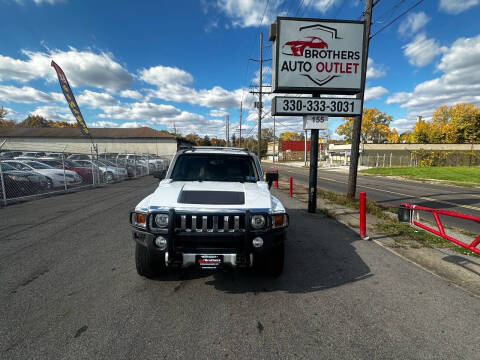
[0,0,479,139]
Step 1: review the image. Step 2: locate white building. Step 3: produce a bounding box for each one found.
[0,127,181,156]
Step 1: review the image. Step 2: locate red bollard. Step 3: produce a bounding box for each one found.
[289,177,293,197]
[274,170,279,188]
[359,192,368,239]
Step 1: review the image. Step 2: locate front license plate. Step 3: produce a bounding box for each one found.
[196,255,223,269]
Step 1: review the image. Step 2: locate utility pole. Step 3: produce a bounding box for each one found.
[225,114,230,147]
[258,32,263,158]
[347,0,373,199]
[239,101,243,148]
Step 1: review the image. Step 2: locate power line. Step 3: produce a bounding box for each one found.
[294,0,306,16]
[371,0,425,38]
[240,0,271,106]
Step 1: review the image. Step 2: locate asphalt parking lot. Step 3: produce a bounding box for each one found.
[1,176,479,359]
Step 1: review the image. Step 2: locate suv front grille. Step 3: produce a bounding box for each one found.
[175,213,245,233]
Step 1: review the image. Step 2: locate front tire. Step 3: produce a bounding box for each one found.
[135,244,165,278]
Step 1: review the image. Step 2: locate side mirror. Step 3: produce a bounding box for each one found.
[153,169,167,179]
[265,172,278,189]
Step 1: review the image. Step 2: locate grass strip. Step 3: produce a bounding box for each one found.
[360,166,480,185]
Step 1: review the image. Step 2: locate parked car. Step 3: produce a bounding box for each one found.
[67,154,92,161]
[129,147,288,278]
[0,151,23,160]
[75,159,127,182]
[5,160,82,189]
[37,159,94,183]
[0,162,49,198]
[15,151,46,160]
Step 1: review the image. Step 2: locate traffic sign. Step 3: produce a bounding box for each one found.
[303,115,328,130]
[271,96,362,116]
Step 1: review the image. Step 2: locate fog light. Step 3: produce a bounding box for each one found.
[155,236,167,250]
[252,237,263,248]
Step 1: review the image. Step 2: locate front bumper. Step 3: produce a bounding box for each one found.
[131,214,287,268]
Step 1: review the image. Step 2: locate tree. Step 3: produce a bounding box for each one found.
[279,132,302,141]
[399,131,414,143]
[199,135,211,146]
[412,118,430,143]
[336,108,393,143]
[386,129,400,143]
[0,107,17,127]
[20,115,49,127]
[48,120,76,128]
[411,103,480,144]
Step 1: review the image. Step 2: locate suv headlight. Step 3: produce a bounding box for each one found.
[154,213,169,228]
[251,215,266,229]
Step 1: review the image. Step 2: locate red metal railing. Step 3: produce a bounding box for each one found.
[400,203,480,255]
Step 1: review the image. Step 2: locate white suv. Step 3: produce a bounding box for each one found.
[130,147,288,278]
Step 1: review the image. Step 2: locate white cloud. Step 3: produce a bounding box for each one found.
[209,108,229,117]
[366,57,386,79]
[216,0,283,28]
[251,66,272,85]
[311,0,341,13]
[398,12,430,37]
[89,121,118,128]
[13,0,66,4]
[119,89,143,100]
[0,84,61,104]
[119,122,142,128]
[140,64,246,109]
[30,105,74,122]
[98,101,181,121]
[0,47,134,90]
[139,65,193,86]
[364,86,388,101]
[403,33,445,67]
[147,110,227,137]
[390,118,414,133]
[387,34,480,129]
[77,90,118,109]
[439,0,479,14]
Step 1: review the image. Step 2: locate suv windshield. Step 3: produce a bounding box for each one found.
[170,154,258,182]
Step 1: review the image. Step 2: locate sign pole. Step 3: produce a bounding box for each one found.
[347,0,373,199]
[308,93,320,213]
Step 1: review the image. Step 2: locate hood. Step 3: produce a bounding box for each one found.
[135,180,274,212]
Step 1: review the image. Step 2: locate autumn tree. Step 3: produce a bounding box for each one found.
[386,128,400,143]
[0,107,17,127]
[19,115,50,127]
[411,104,480,144]
[336,108,393,143]
[279,132,302,141]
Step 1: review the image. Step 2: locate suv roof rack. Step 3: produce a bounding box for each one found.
[180,146,250,153]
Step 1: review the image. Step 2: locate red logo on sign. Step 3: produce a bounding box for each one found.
[283,37,328,56]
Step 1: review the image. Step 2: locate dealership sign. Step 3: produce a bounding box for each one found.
[271,17,365,94]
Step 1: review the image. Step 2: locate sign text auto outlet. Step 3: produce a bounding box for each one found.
[272,18,365,94]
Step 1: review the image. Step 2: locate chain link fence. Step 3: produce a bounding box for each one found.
[325,150,480,168]
[0,141,171,206]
